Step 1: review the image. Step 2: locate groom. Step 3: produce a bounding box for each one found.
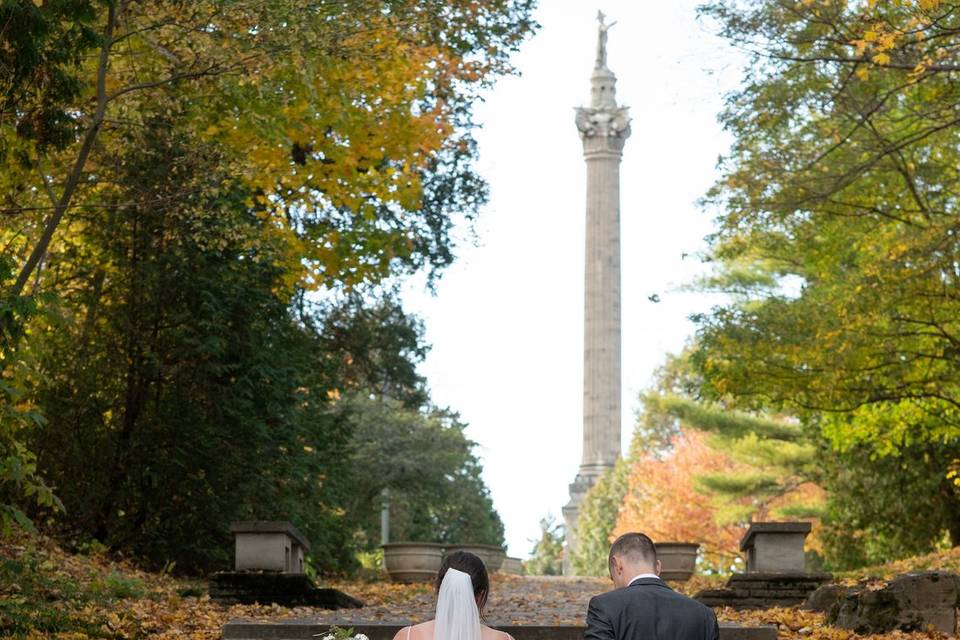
[584,532,719,640]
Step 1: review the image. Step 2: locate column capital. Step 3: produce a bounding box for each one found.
[575,106,632,155]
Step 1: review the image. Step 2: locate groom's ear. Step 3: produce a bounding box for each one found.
[609,555,621,577]
[655,559,662,577]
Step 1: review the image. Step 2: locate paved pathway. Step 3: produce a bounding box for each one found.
[304,575,611,625]
[229,574,724,626]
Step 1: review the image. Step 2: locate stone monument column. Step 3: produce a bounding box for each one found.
[563,11,631,575]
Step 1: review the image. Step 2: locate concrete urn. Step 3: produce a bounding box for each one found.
[382,543,444,583]
[655,542,700,582]
[445,544,507,572]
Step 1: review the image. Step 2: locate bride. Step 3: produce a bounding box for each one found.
[394,551,515,640]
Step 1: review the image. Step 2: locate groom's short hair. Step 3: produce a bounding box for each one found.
[608,532,657,570]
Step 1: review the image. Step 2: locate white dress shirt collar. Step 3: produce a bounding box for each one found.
[628,573,661,585]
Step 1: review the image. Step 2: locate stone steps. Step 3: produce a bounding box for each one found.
[222,621,777,640]
[694,572,832,610]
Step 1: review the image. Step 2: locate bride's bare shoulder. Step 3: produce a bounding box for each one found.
[481,625,514,640]
[392,621,433,640]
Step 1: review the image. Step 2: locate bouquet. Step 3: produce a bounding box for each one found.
[316,626,371,640]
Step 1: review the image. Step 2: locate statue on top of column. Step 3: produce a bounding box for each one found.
[595,11,617,70]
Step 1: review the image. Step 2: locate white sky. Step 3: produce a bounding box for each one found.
[401,0,745,558]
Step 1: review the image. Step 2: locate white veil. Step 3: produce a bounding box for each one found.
[433,568,482,640]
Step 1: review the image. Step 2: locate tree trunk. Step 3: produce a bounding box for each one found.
[11,3,116,297]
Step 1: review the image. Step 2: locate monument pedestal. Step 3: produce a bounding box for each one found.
[694,572,832,610]
[213,520,362,609]
[562,473,597,575]
[210,572,363,608]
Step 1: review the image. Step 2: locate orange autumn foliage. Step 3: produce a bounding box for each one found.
[614,430,746,565]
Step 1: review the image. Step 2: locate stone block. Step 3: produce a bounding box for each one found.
[740,522,811,573]
[231,521,310,574]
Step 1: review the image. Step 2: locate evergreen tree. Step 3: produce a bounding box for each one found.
[525,516,564,576]
[337,393,505,548]
[644,393,823,522]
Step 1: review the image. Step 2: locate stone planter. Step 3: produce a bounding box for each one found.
[445,544,506,572]
[656,542,700,582]
[382,543,444,583]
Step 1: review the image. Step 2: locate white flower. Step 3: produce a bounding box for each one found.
[355,634,370,640]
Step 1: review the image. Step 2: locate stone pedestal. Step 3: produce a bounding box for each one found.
[212,520,362,609]
[694,522,825,609]
[562,473,594,575]
[210,573,363,608]
[740,522,811,573]
[231,521,310,574]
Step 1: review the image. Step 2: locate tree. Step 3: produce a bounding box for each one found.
[336,393,505,548]
[693,0,960,550]
[1,0,537,295]
[28,118,357,572]
[820,440,960,569]
[614,430,746,570]
[0,259,61,534]
[571,459,629,576]
[525,515,564,576]
[1,1,534,554]
[636,348,825,522]
[314,295,429,410]
[23,113,507,572]
[644,393,824,522]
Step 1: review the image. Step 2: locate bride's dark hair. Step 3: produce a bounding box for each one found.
[435,551,490,613]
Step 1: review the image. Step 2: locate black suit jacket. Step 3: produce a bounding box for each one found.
[584,578,720,640]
